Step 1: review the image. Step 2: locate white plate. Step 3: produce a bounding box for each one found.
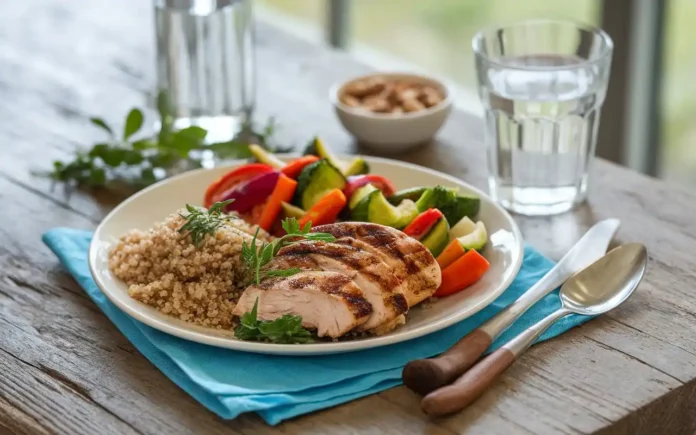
[89,156,523,355]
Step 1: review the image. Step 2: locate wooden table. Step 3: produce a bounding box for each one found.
[1,1,695,434]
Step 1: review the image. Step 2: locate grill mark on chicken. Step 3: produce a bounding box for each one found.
[280,243,401,291]
[256,273,373,320]
[266,254,320,271]
[316,223,424,273]
[390,293,409,315]
[278,242,409,319]
[314,222,441,307]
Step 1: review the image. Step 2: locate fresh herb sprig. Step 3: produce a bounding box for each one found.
[44,90,281,189]
[234,298,313,344]
[178,200,237,247]
[241,218,336,285]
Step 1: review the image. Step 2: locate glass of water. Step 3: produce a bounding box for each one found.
[155,0,255,144]
[473,20,613,215]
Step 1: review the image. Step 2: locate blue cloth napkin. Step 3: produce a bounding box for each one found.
[43,228,591,425]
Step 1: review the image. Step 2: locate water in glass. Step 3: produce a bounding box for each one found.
[474,22,613,215]
[155,0,255,144]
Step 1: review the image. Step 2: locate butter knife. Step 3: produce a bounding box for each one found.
[402,218,621,395]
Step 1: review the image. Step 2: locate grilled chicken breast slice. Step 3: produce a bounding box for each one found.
[233,271,372,338]
[313,222,441,307]
[277,241,408,331]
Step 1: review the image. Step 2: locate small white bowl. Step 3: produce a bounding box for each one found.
[330,72,454,154]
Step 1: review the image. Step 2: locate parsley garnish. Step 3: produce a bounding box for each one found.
[241,218,336,285]
[234,298,314,344]
[177,200,237,247]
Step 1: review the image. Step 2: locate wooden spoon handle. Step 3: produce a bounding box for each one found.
[402,328,492,396]
[420,347,516,417]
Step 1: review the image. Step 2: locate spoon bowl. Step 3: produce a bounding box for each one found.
[421,242,648,417]
[560,243,647,316]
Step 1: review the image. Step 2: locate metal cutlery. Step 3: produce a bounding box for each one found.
[403,218,621,395]
[421,243,647,416]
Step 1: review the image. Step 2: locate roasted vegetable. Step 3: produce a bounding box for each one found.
[348,184,378,209]
[280,201,306,220]
[344,174,396,199]
[402,209,444,240]
[249,144,285,168]
[294,159,346,210]
[203,163,275,208]
[304,136,369,176]
[351,189,418,229]
[436,218,488,268]
[388,186,429,205]
[221,171,281,213]
[257,174,297,231]
[415,186,480,226]
[281,155,320,179]
[298,189,347,228]
[344,157,370,176]
[419,217,450,258]
[435,249,490,297]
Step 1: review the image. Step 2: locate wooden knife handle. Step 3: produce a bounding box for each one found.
[402,328,493,396]
[420,347,516,417]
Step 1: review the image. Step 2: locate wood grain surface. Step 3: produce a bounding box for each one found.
[1,0,695,434]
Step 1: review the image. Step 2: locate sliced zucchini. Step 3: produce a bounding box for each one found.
[280,201,306,219]
[304,137,369,177]
[349,184,378,209]
[303,137,345,172]
[441,196,481,226]
[294,159,346,210]
[351,190,418,229]
[248,144,285,168]
[388,186,429,205]
[344,157,370,176]
[420,217,451,257]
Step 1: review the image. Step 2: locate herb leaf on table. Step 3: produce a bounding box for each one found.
[43,90,282,190]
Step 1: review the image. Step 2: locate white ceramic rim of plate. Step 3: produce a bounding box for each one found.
[89,155,524,355]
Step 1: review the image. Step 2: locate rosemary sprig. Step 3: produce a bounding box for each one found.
[178,200,237,247]
[241,218,336,285]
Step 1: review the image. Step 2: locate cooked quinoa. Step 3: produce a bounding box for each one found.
[108,211,270,329]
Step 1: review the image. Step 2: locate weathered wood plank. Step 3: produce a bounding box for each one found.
[1,0,696,433]
[0,347,139,435]
[0,176,247,435]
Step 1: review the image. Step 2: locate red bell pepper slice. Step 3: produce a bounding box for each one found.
[203,163,275,208]
[344,175,396,199]
[402,208,444,240]
[281,155,320,179]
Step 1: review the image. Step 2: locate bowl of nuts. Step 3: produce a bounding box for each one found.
[330,72,453,153]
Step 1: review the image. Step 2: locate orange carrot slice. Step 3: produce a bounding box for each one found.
[436,239,466,269]
[434,249,490,297]
[298,189,347,228]
[257,174,298,231]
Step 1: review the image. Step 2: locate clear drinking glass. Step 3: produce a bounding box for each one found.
[154,0,255,144]
[473,20,613,215]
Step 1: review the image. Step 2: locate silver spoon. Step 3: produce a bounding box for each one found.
[421,243,648,417]
[403,219,620,395]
